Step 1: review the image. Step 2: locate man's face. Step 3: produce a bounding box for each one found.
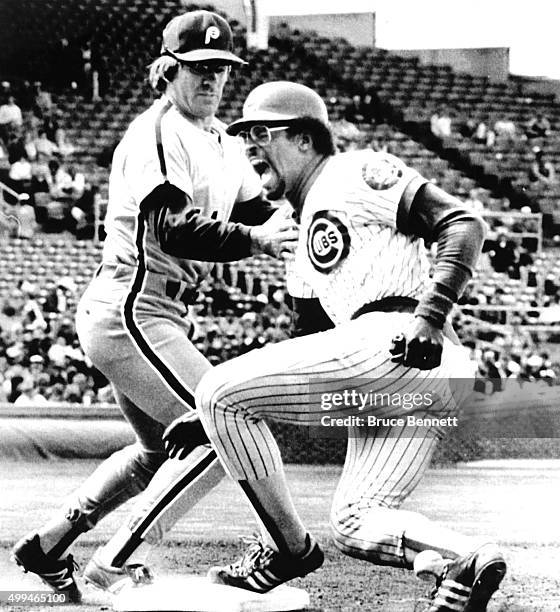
[240,126,301,200]
[171,61,230,119]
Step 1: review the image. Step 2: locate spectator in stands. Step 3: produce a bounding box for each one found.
[67,166,86,200]
[33,82,53,118]
[29,164,52,219]
[48,160,73,199]
[0,302,23,343]
[525,114,551,139]
[430,106,453,140]
[47,335,72,368]
[493,117,517,143]
[472,119,495,147]
[488,233,517,274]
[478,350,505,393]
[23,131,37,161]
[54,127,76,158]
[34,129,59,161]
[8,155,33,194]
[529,147,556,186]
[13,376,47,405]
[0,95,23,141]
[41,111,60,143]
[63,371,93,404]
[28,353,47,378]
[44,277,76,315]
[45,382,65,402]
[430,110,440,137]
[20,282,47,331]
[70,182,97,239]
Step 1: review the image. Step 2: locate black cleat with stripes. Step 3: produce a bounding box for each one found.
[426,544,506,612]
[208,533,323,593]
[11,533,82,603]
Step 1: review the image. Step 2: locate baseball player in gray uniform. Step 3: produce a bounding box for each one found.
[11,13,297,602]
[166,82,507,612]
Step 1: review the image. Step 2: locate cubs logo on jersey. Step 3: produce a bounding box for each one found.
[362,156,403,191]
[306,211,350,272]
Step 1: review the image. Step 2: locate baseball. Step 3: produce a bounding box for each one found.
[413,550,445,582]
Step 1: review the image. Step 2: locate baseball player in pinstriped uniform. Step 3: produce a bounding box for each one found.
[166,82,507,611]
[12,13,298,601]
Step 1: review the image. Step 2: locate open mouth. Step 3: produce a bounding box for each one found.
[251,158,275,190]
[251,159,269,177]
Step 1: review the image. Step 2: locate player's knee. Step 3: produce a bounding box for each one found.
[195,366,230,423]
[329,504,408,567]
[329,504,357,549]
[64,444,166,529]
[133,444,167,478]
[117,442,167,484]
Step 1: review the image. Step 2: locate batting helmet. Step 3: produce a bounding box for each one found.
[227,81,329,135]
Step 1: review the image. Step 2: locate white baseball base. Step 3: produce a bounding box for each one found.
[112,575,310,612]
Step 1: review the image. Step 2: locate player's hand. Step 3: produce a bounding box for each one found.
[249,207,299,259]
[389,316,444,370]
[162,414,210,460]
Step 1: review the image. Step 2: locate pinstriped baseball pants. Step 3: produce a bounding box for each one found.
[197,311,474,566]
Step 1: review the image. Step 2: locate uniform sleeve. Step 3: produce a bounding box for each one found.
[140,183,254,262]
[359,152,428,229]
[229,194,277,225]
[124,118,193,206]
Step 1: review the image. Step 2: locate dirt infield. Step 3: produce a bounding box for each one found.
[0,460,559,611]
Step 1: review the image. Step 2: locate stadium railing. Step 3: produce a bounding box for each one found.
[482,211,543,252]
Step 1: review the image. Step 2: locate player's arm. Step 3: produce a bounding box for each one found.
[392,182,487,369]
[140,183,297,262]
[229,193,278,225]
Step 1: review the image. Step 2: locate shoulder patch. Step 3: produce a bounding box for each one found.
[307,212,350,273]
[362,156,403,190]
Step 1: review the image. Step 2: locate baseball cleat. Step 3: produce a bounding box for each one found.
[83,551,154,593]
[11,533,82,603]
[425,544,506,612]
[208,533,323,593]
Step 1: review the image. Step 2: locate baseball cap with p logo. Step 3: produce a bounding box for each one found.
[161,10,246,65]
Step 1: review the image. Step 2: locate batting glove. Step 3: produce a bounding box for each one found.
[163,414,211,460]
[389,317,444,370]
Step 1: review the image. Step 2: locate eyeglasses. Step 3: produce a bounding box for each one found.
[237,125,289,146]
[183,61,231,77]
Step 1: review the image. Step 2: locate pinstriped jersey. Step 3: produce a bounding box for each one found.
[286,150,431,325]
[102,96,261,287]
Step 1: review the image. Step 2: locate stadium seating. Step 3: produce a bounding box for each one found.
[1,0,560,404]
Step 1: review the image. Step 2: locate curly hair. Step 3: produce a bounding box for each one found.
[286,117,336,156]
[148,55,180,92]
